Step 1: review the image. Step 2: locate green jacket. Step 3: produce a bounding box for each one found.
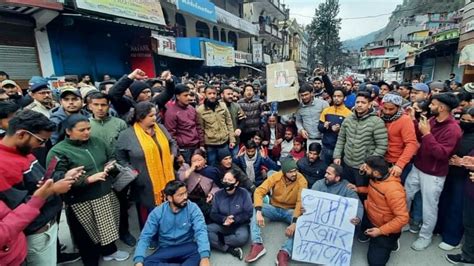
[197,102,235,146]
[47,136,114,204]
[224,101,243,144]
[333,109,387,168]
[89,115,128,151]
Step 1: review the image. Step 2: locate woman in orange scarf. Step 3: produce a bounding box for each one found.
[116,102,177,228]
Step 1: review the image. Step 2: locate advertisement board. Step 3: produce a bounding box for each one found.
[75,0,165,25]
[176,0,216,23]
[205,42,235,67]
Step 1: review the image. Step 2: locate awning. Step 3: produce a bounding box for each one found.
[459,44,474,67]
[156,51,203,61]
[235,63,263,72]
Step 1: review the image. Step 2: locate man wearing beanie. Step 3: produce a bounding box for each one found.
[164,84,204,163]
[245,158,307,266]
[405,92,462,251]
[216,149,256,193]
[108,69,175,120]
[380,92,418,178]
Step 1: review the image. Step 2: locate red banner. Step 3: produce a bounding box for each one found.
[130,38,156,78]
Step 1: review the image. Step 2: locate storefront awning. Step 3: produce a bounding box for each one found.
[235,63,263,72]
[459,44,474,67]
[156,51,204,61]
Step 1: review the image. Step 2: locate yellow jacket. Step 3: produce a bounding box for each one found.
[254,171,308,218]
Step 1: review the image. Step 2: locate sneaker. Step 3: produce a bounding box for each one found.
[446,254,474,264]
[411,237,432,251]
[409,221,421,234]
[275,250,290,266]
[57,252,81,265]
[103,250,130,261]
[402,224,410,232]
[439,242,462,251]
[392,238,400,252]
[357,233,370,243]
[244,243,266,263]
[228,247,243,260]
[120,232,137,247]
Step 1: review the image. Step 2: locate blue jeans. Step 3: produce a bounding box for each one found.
[144,242,200,266]
[251,204,294,254]
[206,144,229,167]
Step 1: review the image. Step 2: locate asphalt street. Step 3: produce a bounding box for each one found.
[59,208,454,266]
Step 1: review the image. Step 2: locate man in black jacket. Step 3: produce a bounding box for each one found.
[296,142,327,188]
[108,69,175,122]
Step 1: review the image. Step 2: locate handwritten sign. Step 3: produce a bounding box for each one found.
[292,189,358,266]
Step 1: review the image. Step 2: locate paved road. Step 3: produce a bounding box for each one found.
[59,208,454,266]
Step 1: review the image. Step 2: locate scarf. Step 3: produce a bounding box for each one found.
[381,108,403,122]
[133,123,175,205]
[244,153,257,182]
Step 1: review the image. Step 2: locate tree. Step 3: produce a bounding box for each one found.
[307,0,346,74]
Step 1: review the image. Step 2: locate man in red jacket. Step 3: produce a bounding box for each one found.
[0,177,79,265]
[405,93,462,251]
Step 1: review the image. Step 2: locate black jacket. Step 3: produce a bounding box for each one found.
[109,75,175,117]
[297,157,327,188]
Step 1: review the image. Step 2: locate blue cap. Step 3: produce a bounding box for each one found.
[30,82,50,93]
[413,83,430,93]
[29,76,49,87]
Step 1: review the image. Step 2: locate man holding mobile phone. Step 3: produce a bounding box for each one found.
[405,93,462,251]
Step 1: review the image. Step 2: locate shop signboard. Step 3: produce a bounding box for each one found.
[235,51,252,64]
[205,42,234,67]
[216,7,240,29]
[75,0,165,25]
[130,37,156,77]
[176,0,216,23]
[252,43,263,64]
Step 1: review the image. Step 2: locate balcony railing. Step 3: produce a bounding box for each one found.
[259,23,282,40]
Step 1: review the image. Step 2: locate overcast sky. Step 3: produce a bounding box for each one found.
[284,0,403,40]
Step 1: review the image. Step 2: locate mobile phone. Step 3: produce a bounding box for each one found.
[43,156,59,180]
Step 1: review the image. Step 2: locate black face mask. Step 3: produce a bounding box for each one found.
[222,182,237,192]
[460,121,474,133]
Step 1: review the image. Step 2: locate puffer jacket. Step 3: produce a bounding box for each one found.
[237,98,263,134]
[333,109,387,168]
[365,175,409,235]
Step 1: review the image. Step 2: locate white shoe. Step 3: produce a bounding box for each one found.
[103,250,130,261]
[411,237,432,251]
[439,242,462,251]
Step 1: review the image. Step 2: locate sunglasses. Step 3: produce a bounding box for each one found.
[24,130,48,145]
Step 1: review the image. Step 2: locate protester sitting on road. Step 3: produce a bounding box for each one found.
[261,114,285,160]
[133,180,211,266]
[208,169,253,260]
[216,148,256,193]
[234,140,280,187]
[310,163,363,222]
[244,158,307,266]
[359,156,409,266]
[178,149,220,222]
[289,135,305,161]
[47,114,129,264]
[297,142,327,188]
[116,101,177,229]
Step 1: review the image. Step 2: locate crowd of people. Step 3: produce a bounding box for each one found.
[0,67,474,266]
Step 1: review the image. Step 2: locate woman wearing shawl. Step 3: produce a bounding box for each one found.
[116,102,177,228]
[178,149,220,222]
